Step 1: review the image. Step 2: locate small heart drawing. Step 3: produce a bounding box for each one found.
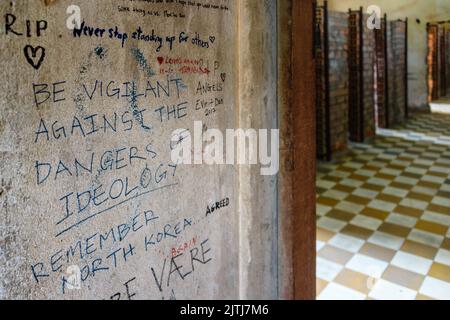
[209,36,215,44]
[220,73,226,82]
[24,45,46,70]
[157,57,164,65]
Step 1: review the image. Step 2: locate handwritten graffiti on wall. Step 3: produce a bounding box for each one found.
[4,12,48,69]
[1,0,234,299]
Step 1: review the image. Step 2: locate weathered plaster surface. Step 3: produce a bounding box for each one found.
[0,0,281,300]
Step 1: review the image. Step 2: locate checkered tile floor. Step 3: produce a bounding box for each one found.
[316,113,450,300]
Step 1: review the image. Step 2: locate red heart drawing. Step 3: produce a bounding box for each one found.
[157,57,164,65]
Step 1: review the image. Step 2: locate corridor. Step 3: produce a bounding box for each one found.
[316,112,450,300]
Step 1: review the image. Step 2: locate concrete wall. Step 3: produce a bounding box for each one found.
[328,0,450,110]
[0,0,282,300]
[237,0,279,300]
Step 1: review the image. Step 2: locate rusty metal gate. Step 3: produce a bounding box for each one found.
[314,0,331,161]
[427,24,440,102]
[439,27,447,97]
[387,19,408,125]
[405,18,409,119]
[348,8,364,143]
[447,30,450,93]
[375,14,388,128]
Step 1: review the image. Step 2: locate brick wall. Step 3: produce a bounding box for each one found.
[315,6,327,159]
[328,11,349,154]
[447,30,450,94]
[427,24,439,102]
[348,11,362,142]
[315,9,349,160]
[362,14,376,139]
[438,26,447,97]
[348,11,376,142]
[427,25,449,101]
[387,20,407,126]
[375,21,387,128]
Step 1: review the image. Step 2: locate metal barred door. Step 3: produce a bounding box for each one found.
[375,15,388,128]
[314,3,326,160]
[348,9,364,142]
[439,27,447,97]
[427,24,439,102]
[314,1,331,161]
